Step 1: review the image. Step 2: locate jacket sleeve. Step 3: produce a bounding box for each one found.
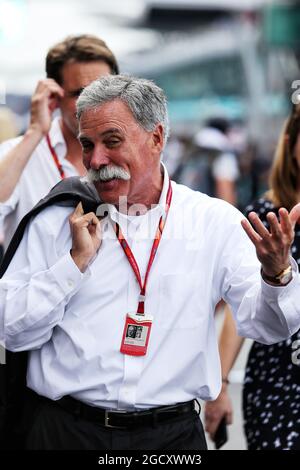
[0,211,89,352]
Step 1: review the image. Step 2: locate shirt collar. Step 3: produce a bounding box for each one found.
[103,162,169,223]
[157,162,169,213]
[48,116,66,153]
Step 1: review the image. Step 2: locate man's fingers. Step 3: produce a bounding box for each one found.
[70,205,100,230]
[289,203,300,229]
[75,202,84,216]
[73,211,101,233]
[48,96,60,113]
[241,218,262,246]
[70,202,84,222]
[32,86,64,109]
[279,208,290,231]
[83,212,100,229]
[44,85,64,99]
[266,212,281,238]
[35,79,64,98]
[248,212,271,239]
[279,208,293,237]
[244,210,293,244]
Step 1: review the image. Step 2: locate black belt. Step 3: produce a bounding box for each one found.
[53,395,196,429]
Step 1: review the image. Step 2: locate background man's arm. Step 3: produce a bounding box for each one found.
[205,305,244,439]
[0,79,64,202]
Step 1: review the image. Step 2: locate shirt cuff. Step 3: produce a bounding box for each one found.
[261,257,300,335]
[49,251,90,296]
[261,257,298,294]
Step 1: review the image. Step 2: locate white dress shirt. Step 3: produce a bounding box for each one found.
[1,165,300,410]
[0,117,78,250]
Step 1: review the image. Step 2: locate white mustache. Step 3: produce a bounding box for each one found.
[87,165,131,183]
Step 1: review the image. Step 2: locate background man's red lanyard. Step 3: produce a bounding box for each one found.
[46,134,66,179]
[115,180,172,315]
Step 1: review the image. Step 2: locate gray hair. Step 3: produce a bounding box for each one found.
[76,74,170,147]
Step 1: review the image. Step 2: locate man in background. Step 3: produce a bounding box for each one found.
[0,34,118,250]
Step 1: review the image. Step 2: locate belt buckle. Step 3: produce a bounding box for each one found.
[105,410,115,428]
[105,409,129,429]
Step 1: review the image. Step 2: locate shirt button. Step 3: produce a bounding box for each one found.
[67,279,74,288]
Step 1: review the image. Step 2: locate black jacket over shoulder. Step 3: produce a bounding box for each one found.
[0,177,101,450]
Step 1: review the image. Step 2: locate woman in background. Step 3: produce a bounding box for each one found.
[205,104,300,450]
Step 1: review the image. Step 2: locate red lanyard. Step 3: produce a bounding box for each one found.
[46,134,66,179]
[114,180,172,315]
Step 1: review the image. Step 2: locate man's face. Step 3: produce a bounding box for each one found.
[78,99,163,206]
[59,60,111,136]
[127,326,135,337]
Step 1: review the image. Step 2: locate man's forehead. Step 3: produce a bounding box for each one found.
[78,101,138,135]
[78,127,122,139]
[79,99,132,120]
[61,60,111,89]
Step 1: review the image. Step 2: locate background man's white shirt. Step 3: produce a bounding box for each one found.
[0,117,78,250]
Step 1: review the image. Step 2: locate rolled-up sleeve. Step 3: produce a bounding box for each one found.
[0,212,89,351]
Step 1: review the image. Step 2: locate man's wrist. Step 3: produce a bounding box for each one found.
[70,249,90,273]
[261,264,293,286]
[25,126,44,142]
[221,378,230,390]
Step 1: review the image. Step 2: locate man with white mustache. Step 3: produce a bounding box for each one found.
[86,165,131,184]
[1,75,300,451]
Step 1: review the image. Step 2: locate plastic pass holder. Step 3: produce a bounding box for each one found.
[120,312,153,356]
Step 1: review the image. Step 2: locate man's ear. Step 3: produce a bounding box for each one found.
[151,124,164,154]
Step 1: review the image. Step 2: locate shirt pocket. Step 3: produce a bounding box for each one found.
[157,272,203,329]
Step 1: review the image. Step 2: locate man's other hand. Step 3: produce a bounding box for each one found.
[69,202,102,272]
[205,386,233,440]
